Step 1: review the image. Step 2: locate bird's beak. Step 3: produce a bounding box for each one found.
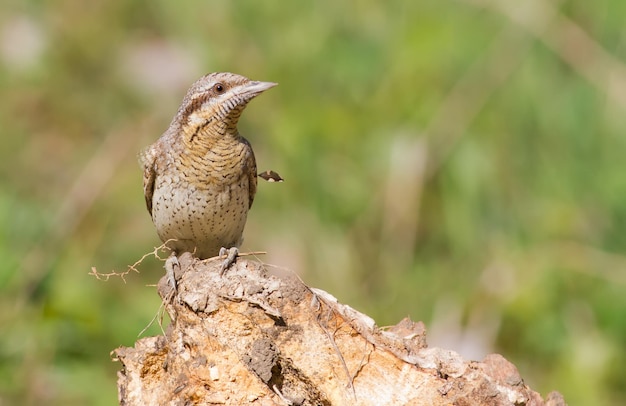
[241,81,278,96]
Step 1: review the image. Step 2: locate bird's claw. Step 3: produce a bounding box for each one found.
[165,255,180,292]
[219,247,239,275]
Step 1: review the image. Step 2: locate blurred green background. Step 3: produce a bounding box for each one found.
[1,0,625,404]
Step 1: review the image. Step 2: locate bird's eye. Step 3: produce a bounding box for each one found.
[213,83,225,94]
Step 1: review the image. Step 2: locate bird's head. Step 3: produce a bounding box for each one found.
[178,72,277,139]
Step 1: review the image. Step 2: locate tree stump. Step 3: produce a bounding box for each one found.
[113,253,566,406]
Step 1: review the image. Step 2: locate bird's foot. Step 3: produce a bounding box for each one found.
[165,254,180,292]
[219,247,239,275]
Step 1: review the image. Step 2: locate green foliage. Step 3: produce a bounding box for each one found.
[1,0,625,404]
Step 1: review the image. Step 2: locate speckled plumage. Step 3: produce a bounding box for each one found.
[140,72,276,259]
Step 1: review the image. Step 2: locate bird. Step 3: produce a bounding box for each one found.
[139,72,277,277]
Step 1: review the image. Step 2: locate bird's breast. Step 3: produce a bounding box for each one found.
[150,150,251,258]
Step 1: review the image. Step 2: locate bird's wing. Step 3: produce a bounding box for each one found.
[243,139,258,209]
[138,144,157,217]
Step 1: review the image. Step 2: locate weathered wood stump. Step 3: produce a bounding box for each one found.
[114,253,565,405]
